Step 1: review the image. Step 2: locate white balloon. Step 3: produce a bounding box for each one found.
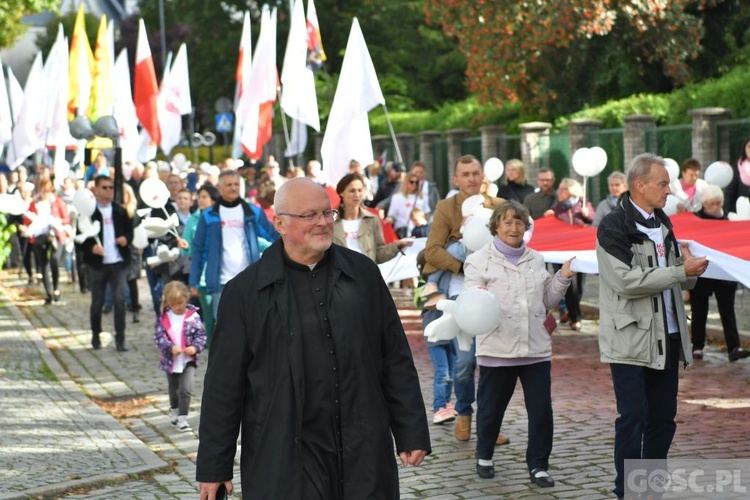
[423,300,460,342]
[571,148,592,177]
[453,287,502,336]
[139,178,171,209]
[0,193,28,215]
[172,153,188,171]
[484,157,504,182]
[664,158,679,183]
[590,146,608,172]
[133,224,150,249]
[729,196,750,221]
[487,183,499,197]
[72,189,97,218]
[461,216,492,252]
[74,217,101,243]
[704,161,733,189]
[663,194,680,216]
[523,216,534,244]
[461,194,485,217]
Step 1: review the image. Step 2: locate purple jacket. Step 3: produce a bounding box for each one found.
[551,198,595,226]
[154,304,207,373]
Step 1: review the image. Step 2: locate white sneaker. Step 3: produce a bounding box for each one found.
[433,407,456,424]
[169,408,179,425]
[176,415,191,432]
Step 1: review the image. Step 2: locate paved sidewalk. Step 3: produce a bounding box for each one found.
[3,270,750,499]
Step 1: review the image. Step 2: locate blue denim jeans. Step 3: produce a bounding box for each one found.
[427,339,457,412]
[454,336,477,416]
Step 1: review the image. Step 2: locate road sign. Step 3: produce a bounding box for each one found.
[215,113,233,133]
[214,97,233,113]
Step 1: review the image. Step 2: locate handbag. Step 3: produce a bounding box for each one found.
[544,313,557,335]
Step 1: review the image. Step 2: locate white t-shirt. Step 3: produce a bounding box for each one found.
[219,204,250,285]
[167,310,187,373]
[342,218,363,254]
[98,203,122,264]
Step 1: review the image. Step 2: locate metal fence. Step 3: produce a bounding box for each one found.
[540,132,571,189]
[587,128,625,204]
[644,124,692,162]
[716,118,750,163]
[432,139,450,196]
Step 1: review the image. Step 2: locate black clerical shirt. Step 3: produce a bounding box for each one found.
[284,250,343,500]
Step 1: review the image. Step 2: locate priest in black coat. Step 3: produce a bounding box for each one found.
[197,178,431,499]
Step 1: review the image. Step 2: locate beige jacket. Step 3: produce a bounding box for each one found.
[464,242,569,358]
[424,193,503,275]
[333,209,400,264]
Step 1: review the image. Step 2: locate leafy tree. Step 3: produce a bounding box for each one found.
[424,0,728,118]
[35,10,100,60]
[0,0,58,48]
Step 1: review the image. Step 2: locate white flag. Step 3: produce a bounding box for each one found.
[113,49,140,164]
[320,18,384,186]
[281,0,319,131]
[45,26,74,150]
[285,118,307,158]
[6,66,23,123]
[7,53,46,168]
[0,56,13,156]
[159,44,191,156]
[232,11,252,159]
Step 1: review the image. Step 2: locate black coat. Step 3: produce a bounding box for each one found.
[196,240,431,498]
[79,204,133,268]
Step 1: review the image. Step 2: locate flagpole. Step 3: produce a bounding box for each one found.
[381,103,403,165]
[276,87,292,168]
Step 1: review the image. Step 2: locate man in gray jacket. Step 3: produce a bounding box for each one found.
[596,153,708,499]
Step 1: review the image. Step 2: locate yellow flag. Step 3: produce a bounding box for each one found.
[68,3,94,120]
[89,15,114,123]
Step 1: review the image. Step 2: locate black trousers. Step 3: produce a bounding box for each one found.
[565,273,585,323]
[476,361,553,472]
[610,337,679,498]
[690,278,739,352]
[33,239,62,300]
[89,262,126,344]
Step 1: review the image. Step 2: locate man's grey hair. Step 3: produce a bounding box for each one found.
[218,169,240,182]
[607,171,627,184]
[627,153,666,190]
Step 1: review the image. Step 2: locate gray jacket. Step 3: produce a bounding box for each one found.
[596,192,695,370]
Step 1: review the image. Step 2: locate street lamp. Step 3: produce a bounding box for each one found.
[69,115,123,203]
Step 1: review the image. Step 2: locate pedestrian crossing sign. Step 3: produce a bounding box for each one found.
[215,113,233,133]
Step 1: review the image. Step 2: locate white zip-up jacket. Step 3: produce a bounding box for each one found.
[464,241,569,358]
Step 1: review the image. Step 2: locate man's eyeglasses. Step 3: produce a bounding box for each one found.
[99,185,114,190]
[277,209,339,223]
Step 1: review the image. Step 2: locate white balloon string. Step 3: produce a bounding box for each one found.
[161,207,182,239]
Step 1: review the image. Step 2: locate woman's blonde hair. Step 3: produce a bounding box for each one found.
[161,281,190,313]
[559,178,584,198]
[504,159,526,185]
[400,173,423,198]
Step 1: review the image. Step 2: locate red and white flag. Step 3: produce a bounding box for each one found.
[113,48,140,163]
[320,18,384,185]
[240,6,278,161]
[159,43,192,155]
[134,19,161,147]
[281,0,319,158]
[7,53,45,167]
[45,25,74,152]
[232,11,252,159]
[306,0,326,69]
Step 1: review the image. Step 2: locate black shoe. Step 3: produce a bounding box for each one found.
[53,290,61,302]
[44,297,52,305]
[116,343,129,352]
[729,347,750,362]
[530,468,555,487]
[92,334,101,350]
[102,304,113,314]
[132,311,140,323]
[476,462,495,479]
